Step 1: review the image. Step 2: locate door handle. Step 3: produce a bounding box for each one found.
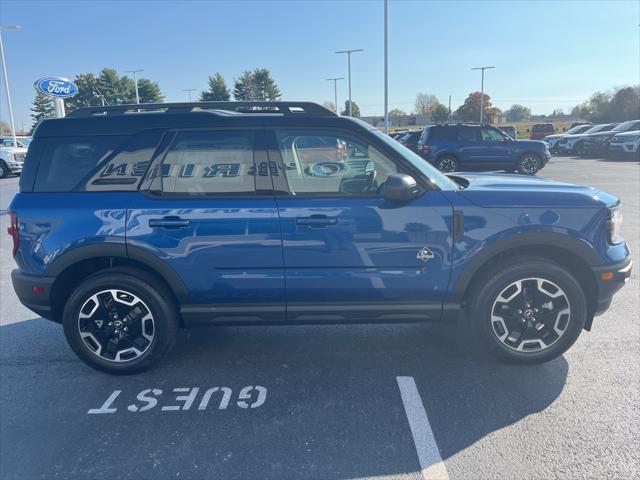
[149,216,191,229]
[296,215,338,228]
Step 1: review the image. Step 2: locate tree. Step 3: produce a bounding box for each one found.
[322,101,336,113]
[200,72,231,101]
[0,120,12,136]
[388,108,406,124]
[136,78,164,104]
[506,104,531,122]
[341,100,360,117]
[456,91,493,122]
[414,92,439,115]
[607,86,640,121]
[431,103,450,123]
[30,91,55,129]
[65,73,103,111]
[233,68,281,101]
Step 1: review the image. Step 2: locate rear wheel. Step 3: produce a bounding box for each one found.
[62,268,178,374]
[517,153,541,174]
[469,258,587,364]
[435,155,458,173]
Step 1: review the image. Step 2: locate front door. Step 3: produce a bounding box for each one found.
[268,128,453,323]
[127,129,285,324]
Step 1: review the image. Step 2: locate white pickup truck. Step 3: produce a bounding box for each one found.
[0,142,28,178]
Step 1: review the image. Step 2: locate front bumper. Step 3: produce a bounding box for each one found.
[591,257,632,317]
[11,270,56,321]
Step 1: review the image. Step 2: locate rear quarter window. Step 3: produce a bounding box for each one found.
[33,132,163,192]
[428,126,458,142]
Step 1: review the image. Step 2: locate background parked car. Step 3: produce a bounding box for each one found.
[556,123,618,155]
[580,120,640,157]
[417,124,550,174]
[569,122,592,129]
[397,131,421,153]
[498,125,517,139]
[0,144,27,178]
[529,123,556,140]
[0,136,31,148]
[607,130,640,160]
[544,124,592,153]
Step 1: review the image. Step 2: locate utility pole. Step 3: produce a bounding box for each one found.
[471,66,494,123]
[448,94,452,123]
[183,88,197,102]
[335,48,363,116]
[325,77,344,115]
[125,69,144,104]
[0,25,20,147]
[383,0,389,133]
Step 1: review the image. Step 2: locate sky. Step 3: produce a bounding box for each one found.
[0,0,639,130]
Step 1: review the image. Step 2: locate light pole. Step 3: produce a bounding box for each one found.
[325,77,343,114]
[471,66,494,123]
[383,0,389,133]
[0,25,20,147]
[335,48,363,116]
[125,69,144,104]
[183,89,197,102]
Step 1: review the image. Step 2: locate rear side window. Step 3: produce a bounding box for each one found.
[34,136,124,192]
[457,126,478,141]
[33,132,164,192]
[159,130,257,195]
[428,126,458,142]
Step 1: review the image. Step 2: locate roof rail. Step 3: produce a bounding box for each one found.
[66,101,337,118]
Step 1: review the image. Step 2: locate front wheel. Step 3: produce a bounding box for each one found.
[517,153,541,175]
[0,161,8,179]
[435,155,458,173]
[62,268,178,374]
[469,258,587,364]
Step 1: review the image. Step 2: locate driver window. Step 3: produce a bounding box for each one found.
[481,127,508,142]
[275,130,400,196]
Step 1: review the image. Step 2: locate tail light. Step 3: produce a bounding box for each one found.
[7,212,19,256]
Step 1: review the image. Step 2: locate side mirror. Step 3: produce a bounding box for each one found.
[382,173,419,203]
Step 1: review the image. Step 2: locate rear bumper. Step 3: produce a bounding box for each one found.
[11,270,56,321]
[591,257,633,317]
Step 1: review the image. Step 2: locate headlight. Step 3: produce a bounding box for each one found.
[608,205,623,244]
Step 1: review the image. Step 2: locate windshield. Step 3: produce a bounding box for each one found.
[582,124,611,134]
[565,125,590,134]
[612,120,638,132]
[369,127,459,191]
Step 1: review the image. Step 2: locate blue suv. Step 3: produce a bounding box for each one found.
[416,124,551,174]
[9,102,631,374]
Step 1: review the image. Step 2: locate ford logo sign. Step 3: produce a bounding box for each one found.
[34,77,78,99]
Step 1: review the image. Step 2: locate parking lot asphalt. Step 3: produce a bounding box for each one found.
[1,156,639,480]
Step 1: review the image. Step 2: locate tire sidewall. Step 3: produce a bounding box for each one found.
[62,270,177,374]
[471,260,587,364]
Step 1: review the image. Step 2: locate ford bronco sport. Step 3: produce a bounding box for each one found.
[9,102,632,374]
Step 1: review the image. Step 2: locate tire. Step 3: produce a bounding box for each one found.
[517,153,541,175]
[62,267,179,374]
[435,155,458,173]
[0,161,8,179]
[468,257,587,364]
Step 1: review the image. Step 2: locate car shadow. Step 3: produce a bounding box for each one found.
[0,318,568,479]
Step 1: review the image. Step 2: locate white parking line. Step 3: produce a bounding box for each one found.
[396,376,450,480]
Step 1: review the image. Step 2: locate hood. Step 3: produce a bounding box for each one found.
[585,131,616,139]
[514,139,547,148]
[542,134,563,140]
[453,172,618,208]
[0,146,27,154]
[612,130,640,139]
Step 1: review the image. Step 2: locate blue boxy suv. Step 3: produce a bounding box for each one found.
[416,124,550,174]
[9,102,631,374]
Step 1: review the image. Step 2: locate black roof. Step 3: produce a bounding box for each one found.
[34,101,367,137]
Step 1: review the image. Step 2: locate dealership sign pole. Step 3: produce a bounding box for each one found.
[34,77,79,118]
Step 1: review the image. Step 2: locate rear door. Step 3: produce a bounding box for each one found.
[127,129,285,324]
[267,127,453,323]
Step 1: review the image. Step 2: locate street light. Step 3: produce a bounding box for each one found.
[383,0,389,133]
[182,88,197,102]
[325,77,344,115]
[471,66,495,123]
[0,25,20,147]
[125,69,144,104]
[335,48,363,116]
